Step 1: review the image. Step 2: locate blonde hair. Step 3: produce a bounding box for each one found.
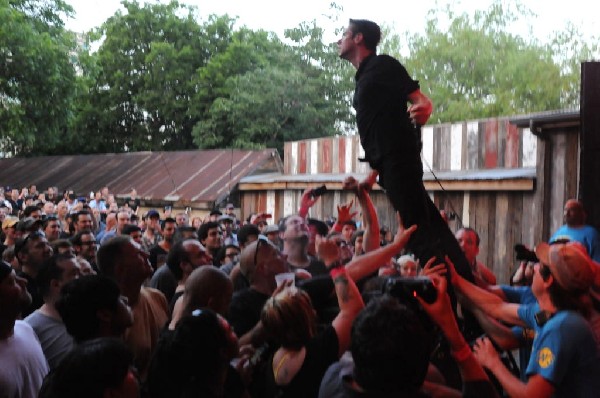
[261,288,317,350]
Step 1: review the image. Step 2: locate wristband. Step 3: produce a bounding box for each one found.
[451,344,472,362]
[330,266,347,280]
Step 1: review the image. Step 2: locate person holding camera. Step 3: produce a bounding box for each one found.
[319,270,498,397]
[444,242,600,397]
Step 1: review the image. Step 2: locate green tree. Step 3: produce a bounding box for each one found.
[192,16,356,152]
[394,1,565,123]
[75,0,231,152]
[0,0,77,155]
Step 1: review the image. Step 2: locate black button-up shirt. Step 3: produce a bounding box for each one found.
[353,54,421,169]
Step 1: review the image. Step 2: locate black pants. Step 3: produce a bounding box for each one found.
[377,158,482,341]
[377,159,473,281]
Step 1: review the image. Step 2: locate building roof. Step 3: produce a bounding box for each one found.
[0,149,282,207]
[509,109,580,135]
[239,167,536,192]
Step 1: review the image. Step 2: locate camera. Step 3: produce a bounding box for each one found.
[384,276,437,304]
[310,185,327,198]
[514,244,538,262]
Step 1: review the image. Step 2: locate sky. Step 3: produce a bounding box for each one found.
[64,0,598,45]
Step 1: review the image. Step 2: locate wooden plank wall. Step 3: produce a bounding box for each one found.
[255,117,581,284]
[284,117,536,175]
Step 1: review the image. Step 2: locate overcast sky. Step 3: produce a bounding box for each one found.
[64,0,598,45]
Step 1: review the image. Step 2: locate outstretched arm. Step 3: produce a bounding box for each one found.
[445,256,525,327]
[418,274,493,386]
[342,176,380,253]
[317,238,364,357]
[344,224,417,281]
[298,188,319,219]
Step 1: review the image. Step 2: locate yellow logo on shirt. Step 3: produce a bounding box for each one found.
[538,347,554,368]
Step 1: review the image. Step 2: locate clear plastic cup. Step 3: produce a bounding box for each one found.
[275,272,295,287]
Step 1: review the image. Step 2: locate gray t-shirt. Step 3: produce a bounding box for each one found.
[24,310,74,370]
[149,264,177,303]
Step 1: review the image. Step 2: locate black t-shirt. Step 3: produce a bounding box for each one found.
[261,325,339,398]
[124,197,140,212]
[287,257,328,278]
[149,245,169,271]
[146,328,246,398]
[17,271,42,318]
[353,54,421,169]
[227,288,270,338]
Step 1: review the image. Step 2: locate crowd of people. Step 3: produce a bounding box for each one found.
[0,177,598,398]
[2,17,600,398]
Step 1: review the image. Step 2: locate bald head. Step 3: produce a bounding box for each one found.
[564,199,586,227]
[183,266,232,316]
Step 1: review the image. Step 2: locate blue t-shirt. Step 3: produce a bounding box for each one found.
[501,285,536,306]
[518,304,600,397]
[550,225,600,262]
[501,285,536,381]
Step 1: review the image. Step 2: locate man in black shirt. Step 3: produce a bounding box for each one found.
[338,19,475,289]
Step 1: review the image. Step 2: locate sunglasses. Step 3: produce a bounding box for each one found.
[254,235,270,266]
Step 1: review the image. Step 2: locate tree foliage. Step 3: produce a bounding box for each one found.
[0,0,77,155]
[192,20,354,153]
[393,1,570,123]
[2,0,599,156]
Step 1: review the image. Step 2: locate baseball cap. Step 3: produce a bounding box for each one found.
[16,217,43,232]
[535,241,596,292]
[2,216,19,229]
[226,203,235,210]
[209,209,222,216]
[146,209,160,219]
[263,224,280,234]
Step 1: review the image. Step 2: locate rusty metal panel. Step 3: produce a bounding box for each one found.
[0,149,280,207]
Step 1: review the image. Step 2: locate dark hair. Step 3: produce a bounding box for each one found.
[351,230,365,246]
[542,266,590,316]
[23,205,41,217]
[70,230,93,246]
[43,215,58,227]
[37,253,76,298]
[342,220,357,230]
[166,239,191,281]
[146,309,231,397]
[351,296,433,393]
[215,244,240,266]
[164,217,177,225]
[96,235,130,278]
[51,239,73,254]
[121,224,141,236]
[39,338,133,398]
[198,221,220,242]
[237,224,260,246]
[56,275,121,343]
[307,218,329,237]
[348,19,381,51]
[75,210,92,220]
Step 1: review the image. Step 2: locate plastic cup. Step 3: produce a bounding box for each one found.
[275,272,295,287]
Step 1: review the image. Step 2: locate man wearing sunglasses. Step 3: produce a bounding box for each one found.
[445,241,600,397]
